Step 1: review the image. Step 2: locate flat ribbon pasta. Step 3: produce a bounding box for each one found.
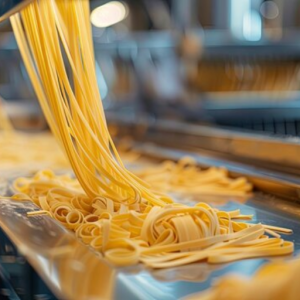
[11,170,293,268]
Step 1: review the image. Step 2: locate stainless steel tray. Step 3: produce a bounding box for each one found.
[0,192,299,300]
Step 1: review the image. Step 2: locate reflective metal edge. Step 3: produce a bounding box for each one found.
[0,199,116,300]
[109,117,300,174]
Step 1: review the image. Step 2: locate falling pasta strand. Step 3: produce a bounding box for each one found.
[11,0,169,207]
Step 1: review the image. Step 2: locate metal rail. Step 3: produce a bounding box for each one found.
[110,117,300,175]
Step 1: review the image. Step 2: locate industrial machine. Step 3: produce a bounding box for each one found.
[1,0,300,299]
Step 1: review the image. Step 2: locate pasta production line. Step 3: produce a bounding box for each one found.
[1,0,300,300]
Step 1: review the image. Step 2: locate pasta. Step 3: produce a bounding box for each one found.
[186,258,300,300]
[11,0,170,207]
[134,157,252,198]
[7,0,294,269]
[0,94,69,177]
[11,169,293,268]
[0,132,69,176]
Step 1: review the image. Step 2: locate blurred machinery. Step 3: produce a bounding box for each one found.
[1,0,300,134]
[91,0,300,136]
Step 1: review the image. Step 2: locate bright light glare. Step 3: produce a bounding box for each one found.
[243,10,262,41]
[90,1,128,28]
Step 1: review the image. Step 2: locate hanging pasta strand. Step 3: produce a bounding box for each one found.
[11,0,169,207]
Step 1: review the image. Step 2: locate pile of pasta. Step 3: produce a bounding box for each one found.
[0,97,68,177]
[6,0,293,269]
[187,258,300,300]
[0,132,69,175]
[11,169,293,267]
[134,157,252,198]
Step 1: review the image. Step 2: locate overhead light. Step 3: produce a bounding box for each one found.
[90,1,128,28]
[260,1,279,20]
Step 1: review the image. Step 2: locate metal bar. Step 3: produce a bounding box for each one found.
[0,0,33,23]
[110,117,300,175]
